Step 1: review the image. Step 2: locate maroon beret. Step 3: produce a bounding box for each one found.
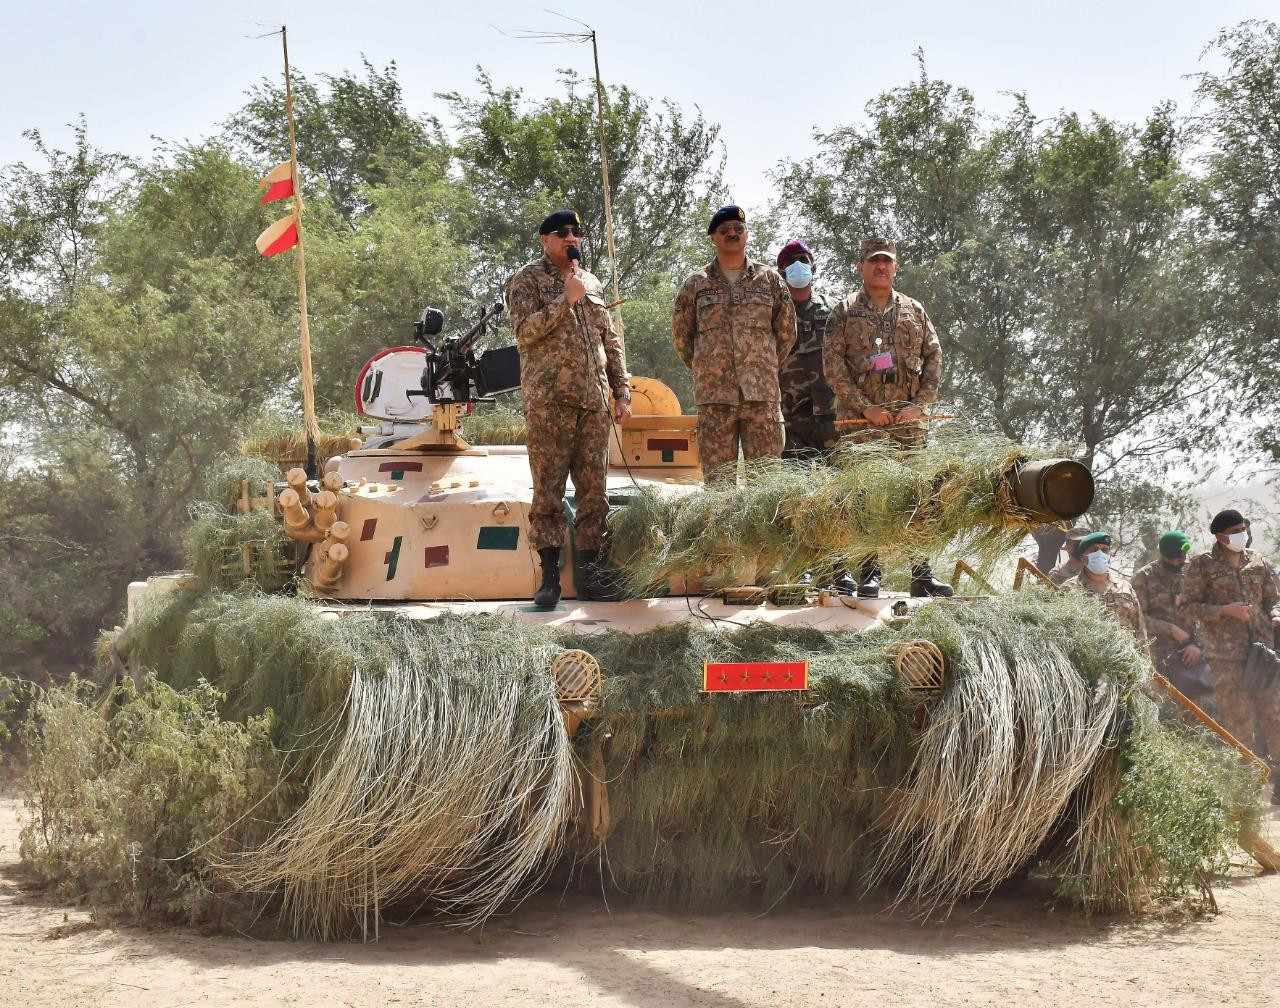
[776,239,813,269]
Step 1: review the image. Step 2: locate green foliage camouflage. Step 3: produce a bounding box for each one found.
[609,422,1055,594]
[19,569,1263,936]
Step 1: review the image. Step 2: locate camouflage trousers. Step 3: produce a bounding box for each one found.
[526,403,612,552]
[696,401,784,485]
[782,402,838,460]
[1210,656,1280,771]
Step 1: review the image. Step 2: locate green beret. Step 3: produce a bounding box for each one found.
[1158,530,1191,559]
[1074,530,1112,557]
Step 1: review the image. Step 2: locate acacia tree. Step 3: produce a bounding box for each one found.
[442,69,724,287]
[775,67,1218,535]
[1194,20,1280,465]
[0,129,298,667]
[224,59,449,223]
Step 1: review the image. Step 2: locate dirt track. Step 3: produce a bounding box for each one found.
[1,795,1277,1008]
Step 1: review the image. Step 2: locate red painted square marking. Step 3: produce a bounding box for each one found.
[424,545,450,568]
[647,438,689,452]
[378,461,423,473]
[703,661,808,692]
[359,518,377,541]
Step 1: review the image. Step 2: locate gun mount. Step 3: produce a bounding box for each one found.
[355,303,521,453]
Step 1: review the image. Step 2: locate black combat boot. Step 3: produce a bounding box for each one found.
[534,546,562,609]
[829,567,859,596]
[857,559,882,599]
[910,562,954,598]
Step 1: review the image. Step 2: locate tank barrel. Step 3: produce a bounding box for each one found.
[1006,459,1094,523]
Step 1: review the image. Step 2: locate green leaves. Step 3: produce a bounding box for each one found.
[775,61,1222,539]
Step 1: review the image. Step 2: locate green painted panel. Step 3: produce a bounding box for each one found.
[477,526,520,550]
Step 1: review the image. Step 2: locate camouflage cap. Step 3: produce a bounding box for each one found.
[860,238,897,261]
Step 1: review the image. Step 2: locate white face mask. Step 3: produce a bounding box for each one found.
[1085,551,1111,574]
[1225,531,1248,552]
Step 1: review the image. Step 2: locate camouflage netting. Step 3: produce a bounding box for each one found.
[608,422,1062,594]
[457,402,527,445]
[19,580,1264,938]
[16,429,1269,939]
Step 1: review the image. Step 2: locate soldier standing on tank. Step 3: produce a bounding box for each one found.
[506,210,632,609]
[1063,531,1150,656]
[673,205,796,485]
[1179,508,1280,787]
[1131,530,1211,701]
[822,238,951,598]
[775,239,838,459]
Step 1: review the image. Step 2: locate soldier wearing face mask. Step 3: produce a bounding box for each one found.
[1131,531,1211,701]
[1180,509,1280,778]
[775,239,837,458]
[1063,531,1149,656]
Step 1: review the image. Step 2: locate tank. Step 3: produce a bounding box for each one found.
[260,306,1092,633]
[103,308,1271,942]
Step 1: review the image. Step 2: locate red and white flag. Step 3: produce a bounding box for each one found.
[258,161,295,206]
[255,215,299,257]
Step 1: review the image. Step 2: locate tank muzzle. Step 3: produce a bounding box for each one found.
[1008,458,1094,523]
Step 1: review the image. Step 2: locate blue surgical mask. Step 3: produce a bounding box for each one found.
[1085,551,1111,574]
[784,261,813,289]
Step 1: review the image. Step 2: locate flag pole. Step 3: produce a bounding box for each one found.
[589,30,624,352]
[281,25,321,476]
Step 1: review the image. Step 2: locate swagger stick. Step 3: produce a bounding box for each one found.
[281,25,322,477]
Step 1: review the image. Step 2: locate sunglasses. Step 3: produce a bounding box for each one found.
[715,223,746,235]
[551,225,583,239]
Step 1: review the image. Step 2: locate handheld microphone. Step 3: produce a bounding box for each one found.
[566,245,582,266]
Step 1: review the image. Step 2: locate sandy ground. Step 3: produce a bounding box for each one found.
[0,795,1277,1008]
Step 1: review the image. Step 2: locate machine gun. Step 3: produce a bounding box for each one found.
[411,303,521,405]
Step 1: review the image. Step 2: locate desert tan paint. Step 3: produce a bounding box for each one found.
[304,380,705,602]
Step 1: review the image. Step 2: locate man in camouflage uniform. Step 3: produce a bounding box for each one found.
[1049,525,1090,585]
[506,209,631,608]
[673,204,795,485]
[775,239,837,458]
[1131,530,1211,701]
[822,238,951,597]
[1064,531,1150,657]
[1179,509,1280,785]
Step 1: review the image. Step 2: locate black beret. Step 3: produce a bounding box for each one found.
[1209,508,1245,534]
[539,209,581,235]
[708,204,747,234]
